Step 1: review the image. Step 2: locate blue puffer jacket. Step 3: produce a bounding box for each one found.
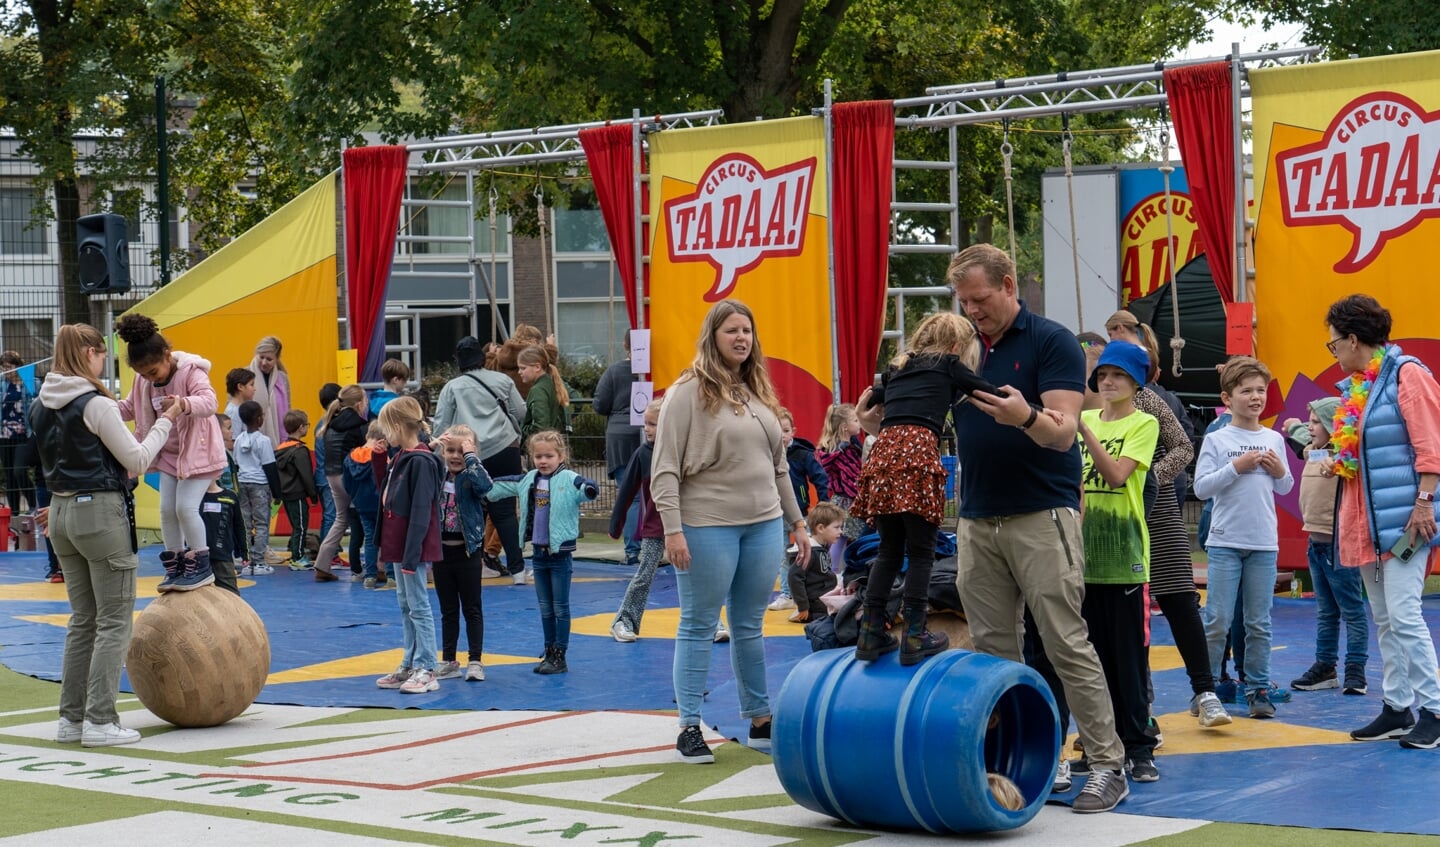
[1348,345,1440,556]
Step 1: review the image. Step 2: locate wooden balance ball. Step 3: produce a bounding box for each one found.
[125,585,271,728]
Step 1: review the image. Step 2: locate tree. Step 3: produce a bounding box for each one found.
[1,0,166,324]
[1240,0,1440,59]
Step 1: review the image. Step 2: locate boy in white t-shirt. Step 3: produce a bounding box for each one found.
[1194,357,1295,720]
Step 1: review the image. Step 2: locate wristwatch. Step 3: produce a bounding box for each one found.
[1418,490,1435,502]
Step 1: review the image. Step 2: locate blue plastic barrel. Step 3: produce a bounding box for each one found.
[772,647,1058,833]
[941,455,958,500]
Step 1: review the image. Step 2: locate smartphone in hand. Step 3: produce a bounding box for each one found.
[1390,531,1423,563]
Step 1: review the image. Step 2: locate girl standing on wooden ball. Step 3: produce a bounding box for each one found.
[116,314,227,592]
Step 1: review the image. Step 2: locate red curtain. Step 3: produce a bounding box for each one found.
[580,125,642,330]
[343,145,408,382]
[1164,62,1236,304]
[832,101,895,402]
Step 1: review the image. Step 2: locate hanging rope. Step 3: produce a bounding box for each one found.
[1061,116,1084,331]
[1159,104,1185,377]
[1001,119,1017,265]
[534,180,554,338]
[487,186,502,344]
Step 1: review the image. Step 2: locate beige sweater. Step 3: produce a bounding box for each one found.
[651,377,803,535]
[1297,455,1339,539]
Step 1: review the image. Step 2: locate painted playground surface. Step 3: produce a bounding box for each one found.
[2,545,1440,846]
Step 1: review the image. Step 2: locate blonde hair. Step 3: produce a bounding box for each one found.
[895,312,979,371]
[526,428,568,460]
[777,407,794,427]
[318,384,366,437]
[254,336,287,372]
[987,773,1025,811]
[817,403,856,452]
[53,324,109,397]
[377,395,425,443]
[443,423,476,442]
[947,243,1014,290]
[680,300,782,418]
[366,420,386,440]
[518,344,570,407]
[807,501,847,532]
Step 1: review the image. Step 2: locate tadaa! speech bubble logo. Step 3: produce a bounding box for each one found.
[1276,92,1440,273]
[663,153,816,301]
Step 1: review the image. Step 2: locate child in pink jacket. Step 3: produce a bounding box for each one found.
[115,314,227,591]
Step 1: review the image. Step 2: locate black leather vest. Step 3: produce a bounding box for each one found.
[29,393,129,493]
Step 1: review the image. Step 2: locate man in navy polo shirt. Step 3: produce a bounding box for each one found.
[946,244,1128,814]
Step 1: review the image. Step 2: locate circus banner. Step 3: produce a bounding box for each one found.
[648,118,832,439]
[122,173,340,531]
[1118,166,1202,304]
[1249,51,1440,567]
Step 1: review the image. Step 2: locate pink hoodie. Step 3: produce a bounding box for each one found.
[117,351,226,479]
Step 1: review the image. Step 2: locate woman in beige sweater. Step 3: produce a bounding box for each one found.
[651,300,809,764]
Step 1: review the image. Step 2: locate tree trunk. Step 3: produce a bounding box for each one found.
[54,174,86,326]
[974,214,993,248]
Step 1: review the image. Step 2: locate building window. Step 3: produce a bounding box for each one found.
[1,318,55,367]
[555,301,629,362]
[554,207,610,254]
[0,187,46,256]
[403,181,509,256]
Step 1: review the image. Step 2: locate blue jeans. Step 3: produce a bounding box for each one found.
[1204,546,1277,693]
[1361,554,1440,713]
[532,550,574,649]
[1309,538,1369,668]
[623,498,642,562]
[317,477,335,542]
[355,509,380,581]
[673,517,782,728]
[393,563,437,672]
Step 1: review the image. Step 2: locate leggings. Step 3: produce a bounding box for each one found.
[160,473,213,551]
[481,446,525,574]
[434,543,484,662]
[863,512,938,611]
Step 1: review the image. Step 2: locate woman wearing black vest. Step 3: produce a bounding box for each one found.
[31,324,180,748]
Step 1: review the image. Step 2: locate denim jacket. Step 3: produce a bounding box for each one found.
[449,452,495,555]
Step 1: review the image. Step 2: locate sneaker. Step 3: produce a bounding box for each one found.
[1263,683,1293,703]
[1215,678,1241,704]
[1247,688,1276,719]
[1291,662,1339,691]
[435,660,462,680]
[245,562,275,576]
[168,551,215,592]
[713,624,730,643]
[399,668,439,694]
[264,550,291,565]
[1352,702,1416,741]
[767,596,796,611]
[513,570,528,585]
[1127,757,1160,783]
[1144,716,1164,750]
[1400,709,1440,749]
[376,666,413,689]
[1192,691,1233,727]
[81,721,141,748]
[56,717,82,743]
[47,571,64,584]
[480,552,503,573]
[1072,768,1128,814]
[611,620,637,643]
[787,610,805,622]
[314,569,338,583]
[466,661,485,682]
[362,577,377,589]
[480,565,505,579]
[676,725,714,764]
[288,558,314,571]
[374,579,395,590]
[748,719,772,751]
[1069,755,1091,775]
[1344,663,1369,696]
[1052,758,1072,793]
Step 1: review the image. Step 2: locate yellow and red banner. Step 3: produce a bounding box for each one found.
[123,173,340,531]
[1117,168,1204,304]
[648,118,833,439]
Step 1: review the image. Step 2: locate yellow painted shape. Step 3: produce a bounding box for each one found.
[5,576,255,605]
[266,649,537,684]
[570,608,807,640]
[1065,710,1355,758]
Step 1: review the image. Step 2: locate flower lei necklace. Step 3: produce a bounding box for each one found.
[1332,345,1389,480]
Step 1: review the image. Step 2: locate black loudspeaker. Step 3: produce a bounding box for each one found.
[76,213,131,294]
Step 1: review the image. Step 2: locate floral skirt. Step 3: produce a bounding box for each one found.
[850,425,947,527]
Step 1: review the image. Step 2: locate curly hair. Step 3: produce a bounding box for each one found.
[114,313,170,368]
[678,300,782,419]
[893,312,980,371]
[1326,294,1392,347]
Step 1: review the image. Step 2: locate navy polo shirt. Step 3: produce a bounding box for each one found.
[953,301,1086,518]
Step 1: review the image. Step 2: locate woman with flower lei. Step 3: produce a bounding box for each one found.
[1322,294,1440,750]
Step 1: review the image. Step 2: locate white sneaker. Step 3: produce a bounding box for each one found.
[262,550,291,565]
[611,620,637,643]
[400,668,439,694]
[246,562,275,576]
[767,596,796,611]
[81,721,141,747]
[56,717,82,743]
[435,660,462,680]
[1052,758,1072,793]
[512,570,528,585]
[481,565,504,579]
[1193,691,1233,727]
[714,624,731,643]
[466,661,485,681]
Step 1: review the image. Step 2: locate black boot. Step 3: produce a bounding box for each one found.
[899,605,948,666]
[537,646,568,675]
[170,549,216,592]
[533,647,556,674]
[157,550,182,593]
[855,606,899,661]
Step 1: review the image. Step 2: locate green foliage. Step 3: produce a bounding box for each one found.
[1240,0,1440,59]
[560,353,607,401]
